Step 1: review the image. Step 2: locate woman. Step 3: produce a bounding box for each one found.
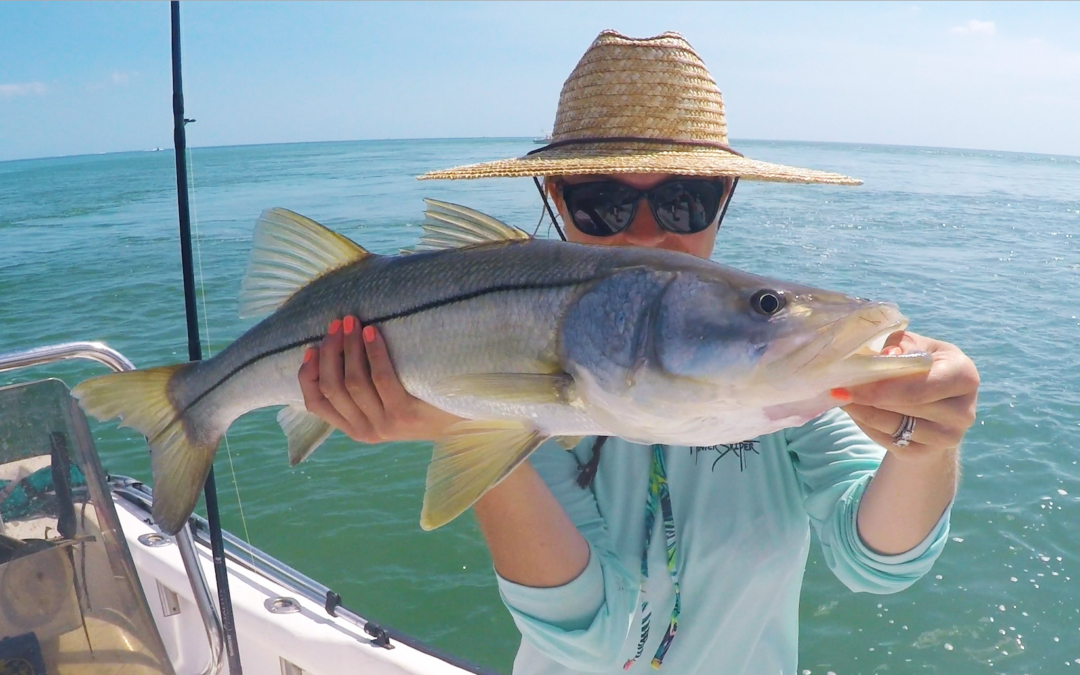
[298,31,977,675]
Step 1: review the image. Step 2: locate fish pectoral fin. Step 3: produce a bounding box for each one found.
[278,405,334,466]
[238,208,371,318]
[431,373,576,405]
[555,435,586,450]
[420,420,545,531]
[413,199,531,252]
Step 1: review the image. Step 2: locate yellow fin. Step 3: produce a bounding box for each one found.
[278,405,333,466]
[408,199,531,253]
[239,208,370,318]
[420,420,544,530]
[73,364,216,535]
[431,373,575,405]
[555,436,586,450]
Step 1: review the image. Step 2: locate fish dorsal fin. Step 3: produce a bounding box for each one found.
[405,199,531,254]
[239,208,370,318]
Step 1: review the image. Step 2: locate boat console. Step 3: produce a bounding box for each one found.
[0,375,174,674]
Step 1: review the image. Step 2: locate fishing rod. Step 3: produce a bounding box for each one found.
[170,2,243,672]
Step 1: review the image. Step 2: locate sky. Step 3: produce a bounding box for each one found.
[1,1,1078,162]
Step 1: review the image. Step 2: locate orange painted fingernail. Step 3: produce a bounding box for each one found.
[329,319,341,335]
[363,325,376,343]
[831,388,851,402]
[302,348,313,364]
[343,315,356,335]
[883,346,903,356]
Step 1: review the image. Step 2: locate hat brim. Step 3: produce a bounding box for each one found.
[418,142,861,185]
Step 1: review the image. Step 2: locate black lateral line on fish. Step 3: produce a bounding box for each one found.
[158,275,603,438]
[362,276,599,325]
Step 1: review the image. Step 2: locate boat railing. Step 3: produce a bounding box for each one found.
[112,479,403,648]
[0,341,137,376]
[0,341,226,675]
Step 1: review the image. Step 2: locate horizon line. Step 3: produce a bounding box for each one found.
[3,136,1079,165]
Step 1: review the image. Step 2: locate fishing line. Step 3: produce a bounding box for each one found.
[184,145,255,564]
[532,206,546,237]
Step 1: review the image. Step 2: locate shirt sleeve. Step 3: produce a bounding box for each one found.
[494,440,639,671]
[785,408,953,594]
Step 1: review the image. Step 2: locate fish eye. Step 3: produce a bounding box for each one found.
[750,290,786,316]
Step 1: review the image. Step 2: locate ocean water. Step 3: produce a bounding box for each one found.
[2,138,1079,673]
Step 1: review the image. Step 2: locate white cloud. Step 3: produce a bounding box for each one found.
[952,19,996,37]
[0,82,47,99]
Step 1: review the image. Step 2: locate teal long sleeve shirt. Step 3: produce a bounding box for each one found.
[496,408,953,675]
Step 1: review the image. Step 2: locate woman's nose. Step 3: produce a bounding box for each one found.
[620,198,665,246]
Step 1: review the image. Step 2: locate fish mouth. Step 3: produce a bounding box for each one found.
[760,302,932,390]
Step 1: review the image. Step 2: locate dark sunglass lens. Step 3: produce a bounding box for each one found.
[651,181,723,234]
[563,182,639,236]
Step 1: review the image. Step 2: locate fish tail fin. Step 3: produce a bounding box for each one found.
[420,420,545,531]
[72,364,221,534]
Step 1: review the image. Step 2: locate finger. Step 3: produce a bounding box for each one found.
[318,318,345,393]
[854,423,939,458]
[319,319,379,442]
[881,330,908,353]
[883,330,933,354]
[842,404,961,450]
[363,325,412,410]
[342,315,386,423]
[298,346,322,405]
[850,392,977,428]
[298,346,355,434]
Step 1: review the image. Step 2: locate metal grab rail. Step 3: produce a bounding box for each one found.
[0,341,136,375]
[0,341,226,675]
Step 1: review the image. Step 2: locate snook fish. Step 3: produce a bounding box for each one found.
[73,200,931,534]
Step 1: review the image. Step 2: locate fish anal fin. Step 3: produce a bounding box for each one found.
[239,208,371,318]
[278,405,334,466]
[431,373,576,405]
[420,420,544,530]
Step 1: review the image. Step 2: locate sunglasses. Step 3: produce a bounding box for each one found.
[559,178,736,237]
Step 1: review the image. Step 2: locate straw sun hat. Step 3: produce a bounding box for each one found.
[419,30,859,185]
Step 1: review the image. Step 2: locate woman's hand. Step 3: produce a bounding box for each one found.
[841,331,979,456]
[842,330,978,555]
[298,315,464,443]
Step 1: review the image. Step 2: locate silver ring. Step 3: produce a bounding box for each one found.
[891,415,917,448]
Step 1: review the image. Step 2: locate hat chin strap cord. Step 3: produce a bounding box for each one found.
[533,177,568,241]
